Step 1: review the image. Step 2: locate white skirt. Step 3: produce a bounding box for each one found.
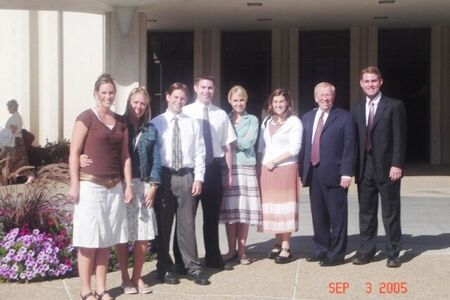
[72,181,128,248]
[126,178,158,241]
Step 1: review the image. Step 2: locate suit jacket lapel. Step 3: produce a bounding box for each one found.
[358,101,367,141]
[322,107,337,133]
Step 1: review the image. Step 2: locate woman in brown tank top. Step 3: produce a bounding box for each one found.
[68,74,134,300]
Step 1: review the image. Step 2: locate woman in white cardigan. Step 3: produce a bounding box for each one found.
[257,88,303,264]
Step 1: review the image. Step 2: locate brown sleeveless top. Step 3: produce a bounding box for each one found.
[77,109,127,178]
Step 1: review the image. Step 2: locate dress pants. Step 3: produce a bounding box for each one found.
[357,152,402,257]
[309,165,348,260]
[175,158,224,267]
[155,168,201,275]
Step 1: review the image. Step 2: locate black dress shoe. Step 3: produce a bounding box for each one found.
[156,271,180,284]
[386,256,401,268]
[351,253,374,265]
[174,264,188,275]
[268,245,281,259]
[274,249,293,264]
[206,260,234,271]
[306,254,327,262]
[187,271,211,285]
[319,257,345,267]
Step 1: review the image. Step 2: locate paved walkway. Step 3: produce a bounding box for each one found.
[1,174,449,299]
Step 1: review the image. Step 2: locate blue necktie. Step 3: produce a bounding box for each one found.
[203,105,214,165]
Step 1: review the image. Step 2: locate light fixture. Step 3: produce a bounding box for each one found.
[147,19,158,23]
[247,2,263,6]
[116,7,136,38]
[379,0,395,4]
[373,16,389,20]
[257,18,272,22]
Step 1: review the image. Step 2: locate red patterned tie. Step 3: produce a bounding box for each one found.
[311,112,324,166]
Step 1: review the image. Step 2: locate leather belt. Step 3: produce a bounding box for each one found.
[162,167,193,176]
[79,172,122,189]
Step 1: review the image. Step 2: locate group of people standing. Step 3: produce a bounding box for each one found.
[68,65,406,300]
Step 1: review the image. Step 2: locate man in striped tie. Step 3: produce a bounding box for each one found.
[152,82,209,285]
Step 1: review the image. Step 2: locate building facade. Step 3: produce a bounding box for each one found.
[0,2,449,164]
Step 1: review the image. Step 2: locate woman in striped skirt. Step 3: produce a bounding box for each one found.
[220,85,260,265]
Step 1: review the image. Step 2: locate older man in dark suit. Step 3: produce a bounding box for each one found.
[351,66,406,268]
[300,82,355,266]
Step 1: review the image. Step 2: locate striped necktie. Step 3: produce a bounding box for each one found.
[172,117,183,170]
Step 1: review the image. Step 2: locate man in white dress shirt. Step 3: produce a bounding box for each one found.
[152,82,210,285]
[182,75,237,271]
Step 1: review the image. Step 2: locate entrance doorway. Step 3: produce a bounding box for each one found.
[378,28,430,163]
[221,31,271,117]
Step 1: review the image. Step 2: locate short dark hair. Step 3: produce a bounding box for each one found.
[360,66,382,80]
[7,99,18,109]
[166,82,189,97]
[194,75,215,86]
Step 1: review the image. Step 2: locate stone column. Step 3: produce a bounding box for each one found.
[105,8,147,114]
[349,26,378,105]
[431,25,450,164]
[193,29,221,103]
[272,28,299,110]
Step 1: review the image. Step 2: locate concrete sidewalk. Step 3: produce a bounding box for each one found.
[1,174,449,299]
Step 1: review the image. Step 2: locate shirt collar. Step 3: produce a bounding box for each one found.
[228,111,248,118]
[316,108,330,116]
[366,92,382,104]
[164,110,182,122]
[195,99,213,108]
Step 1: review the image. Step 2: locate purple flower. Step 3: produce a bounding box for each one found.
[8,228,20,239]
[2,241,13,250]
[13,254,24,262]
[0,226,76,282]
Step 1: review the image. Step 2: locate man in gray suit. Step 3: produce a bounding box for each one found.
[351,66,407,268]
[152,82,209,285]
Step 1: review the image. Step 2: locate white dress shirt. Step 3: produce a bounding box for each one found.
[258,115,303,166]
[5,112,23,138]
[151,110,206,182]
[365,93,382,125]
[183,100,236,158]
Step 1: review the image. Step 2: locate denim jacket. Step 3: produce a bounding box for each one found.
[129,122,161,184]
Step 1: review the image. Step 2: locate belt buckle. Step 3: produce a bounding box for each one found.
[105,177,115,188]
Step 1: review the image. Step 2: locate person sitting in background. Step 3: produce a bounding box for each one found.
[3,99,34,184]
